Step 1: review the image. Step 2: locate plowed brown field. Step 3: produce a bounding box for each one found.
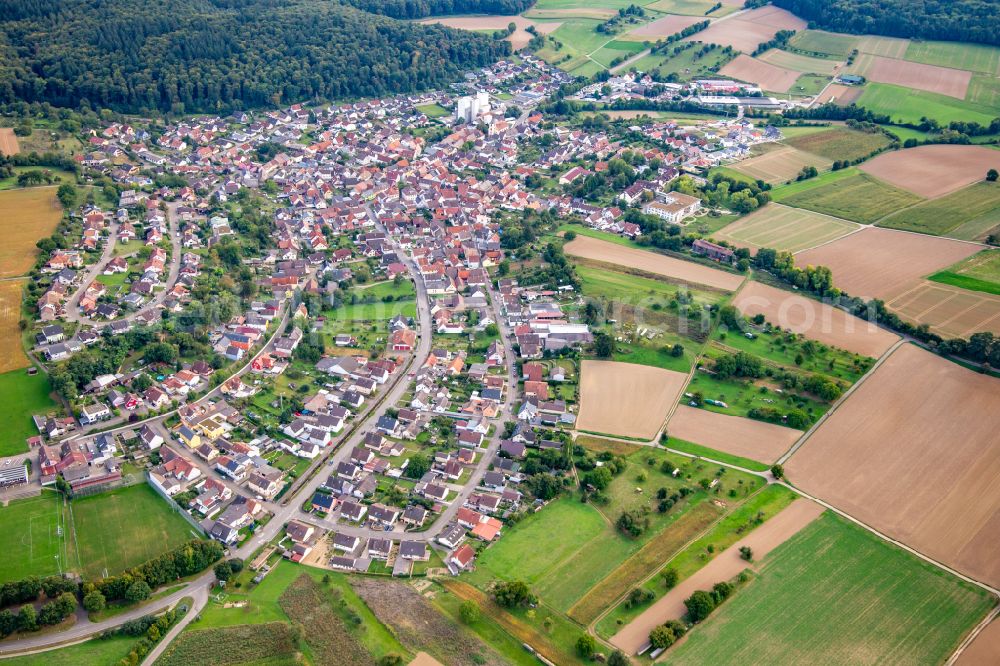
[578,360,688,439]
[786,343,1000,589]
[719,55,801,93]
[667,405,801,464]
[860,145,1000,199]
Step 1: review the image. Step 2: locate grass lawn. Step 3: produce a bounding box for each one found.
[783,126,893,162]
[594,483,797,638]
[857,82,999,126]
[666,512,996,665]
[0,367,57,456]
[0,490,73,581]
[70,483,197,579]
[665,437,772,472]
[778,171,923,224]
[611,339,693,373]
[0,635,137,666]
[928,250,1000,296]
[416,103,449,118]
[788,74,832,97]
[877,182,1000,237]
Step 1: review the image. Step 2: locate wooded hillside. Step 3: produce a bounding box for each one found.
[0,0,514,114]
[772,0,1000,47]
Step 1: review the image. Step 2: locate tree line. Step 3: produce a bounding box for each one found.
[0,0,512,113]
[341,0,535,20]
[772,0,1000,47]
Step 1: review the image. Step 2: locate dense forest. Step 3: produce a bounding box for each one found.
[772,0,1000,47]
[0,0,513,114]
[342,0,536,19]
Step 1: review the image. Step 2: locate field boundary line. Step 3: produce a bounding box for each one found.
[946,606,1000,666]
[776,338,905,465]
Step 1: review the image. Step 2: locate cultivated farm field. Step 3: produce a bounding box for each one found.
[577,359,688,438]
[563,235,744,291]
[886,281,1000,337]
[795,227,980,301]
[782,126,894,162]
[0,279,31,374]
[756,48,841,75]
[0,187,63,278]
[713,203,859,253]
[666,511,995,665]
[786,344,1000,588]
[877,182,1000,237]
[0,127,20,156]
[860,144,1000,199]
[850,54,972,98]
[70,483,196,579]
[788,30,858,57]
[814,83,863,105]
[732,281,899,358]
[624,14,701,39]
[730,145,833,185]
[857,82,999,126]
[157,622,297,666]
[929,250,1000,295]
[0,491,72,581]
[683,6,804,53]
[904,40,1000,75]
[420,16,561,50]
[666,405,801,464]
[778,172,922,224]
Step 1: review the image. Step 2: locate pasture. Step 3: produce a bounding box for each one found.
[857,82,999,126]
[850,53,971,98]
[0,368,58,457]
[732,281,900,358]
[0,187,63,278]
[0,491,73,581]
[860,144,1000,199]
[1,636,137,666]
[730,145,832,185]
[71,483,196,579]
[683,6,805,53]
[796,227,980,301]
[610,499,825,655]
[786,344,1000,588]
[713,203,859,253]
[577,359,688,438]
[666,511,995,665]
[788,30,858,57]
[0,128,20,156]
[624,14,701,39]
[666,404,800,464]
[718,55,800,93]
[779,172,922,224]
[563,235,744,291]
[0,279,31,374]
[877,182,1000,237]
[783,125,894,162]
[886,281,1000,338]
[756,48,841,75]
[929,250,1000,295]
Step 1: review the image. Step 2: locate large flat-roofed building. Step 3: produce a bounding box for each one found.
[643,191,702,224]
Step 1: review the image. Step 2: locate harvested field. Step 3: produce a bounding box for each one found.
[786,343,1000,588]
[0,280,31,373]
[666,405,802,464]
[783,126,893,162]
[610,498,824,654]
[887,281,1000,337]
[0,187,63,278]
[732,281,899,358]
[860,144,1000,199]
[666,511,995,666]
[779,172,922,224]
[757,49,841,75]
[626,14,701,38]
[713,203,859,253]
[683,6,805,54]
[352,578,504,666]
[719,55,800,93]
[814,83,862,105]
[858,54,972,99]
[730,146,833,185]
[578,360,688,439]
[567,501,725,626]
[563,235,744,291]
[956,618,1000,666]
[420,16,560,49]
[0,128,19,156]
[796,227,980,301]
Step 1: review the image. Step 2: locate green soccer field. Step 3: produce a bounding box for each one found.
[70,484,198,579]
[666,512,996,665]
[0,491,73,581]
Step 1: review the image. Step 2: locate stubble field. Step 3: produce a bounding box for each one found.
[786,344,1000,589]
[0,187,63,278]
[850,54,972,98]
[730,146,832,185]
[666,405,802,464]
[718,55,800,93]
[859,144,1000,199]
[577,359,688,438]
[0,128,20,156]
[684,6,805,53]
